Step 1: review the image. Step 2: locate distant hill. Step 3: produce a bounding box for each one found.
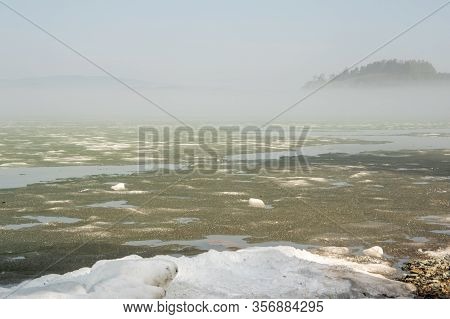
[304,59,450,88]
[0,75,152,89]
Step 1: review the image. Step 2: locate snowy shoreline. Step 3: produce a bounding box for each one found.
[1,246,417,299]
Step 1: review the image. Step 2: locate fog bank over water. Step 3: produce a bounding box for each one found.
[1,1,449,124]
[1,79,449,124]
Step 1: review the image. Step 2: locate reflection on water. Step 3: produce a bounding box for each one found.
[1,128,449,189]
[229,128,450,161]
[0,165,136,189]
[0,164,183,189]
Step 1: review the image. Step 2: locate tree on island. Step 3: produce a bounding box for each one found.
[304,59,450,88]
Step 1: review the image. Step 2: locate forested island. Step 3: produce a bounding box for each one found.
[304,59,450,88]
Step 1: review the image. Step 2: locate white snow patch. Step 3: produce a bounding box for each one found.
[307,177,328,183]
[9,256,26,261]
[350,172,371,178]
[217,192,247,196]
[111,183,126,191]
[0,162,29,167]
[423,246,450,258]
[1,255,177,299]
[47,207,64,211]
[124,190,148,194]
[164,247,413,298]
[45,200,72,205]
[104,190,149,195]
[249,198,266,208]
[363,246,384,258]
[281,179,311,187]
[1,247,415,299]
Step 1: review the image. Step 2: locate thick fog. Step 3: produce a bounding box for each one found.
[0,0,449,124]
[1,78,449,124]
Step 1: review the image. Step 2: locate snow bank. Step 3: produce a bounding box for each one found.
[2,247,415,299]
[1,255,177,299]
[164,247,414,298]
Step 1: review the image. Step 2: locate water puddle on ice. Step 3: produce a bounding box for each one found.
[86,200,136,209]
[330,181,352,188]
[431,229,450,236]
[0,165,136,189]
[172,217,200,225]
[22,215,82,224]
[0,215,81,230]
[417,215,450,236]
[0,164,185,189]
[124,235,249,251]
[407,236,430,243]
[227,128,450,160]
[0,223,42,230]
[124,235,315,251]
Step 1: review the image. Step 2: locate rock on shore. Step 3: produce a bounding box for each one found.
[401,247,450,298]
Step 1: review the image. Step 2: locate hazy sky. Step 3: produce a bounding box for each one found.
[1,0,449,122]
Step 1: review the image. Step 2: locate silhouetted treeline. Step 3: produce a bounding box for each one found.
[304,59,450,88]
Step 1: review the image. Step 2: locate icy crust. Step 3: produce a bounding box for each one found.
[2,246,416,299]
[1,255,178,299]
